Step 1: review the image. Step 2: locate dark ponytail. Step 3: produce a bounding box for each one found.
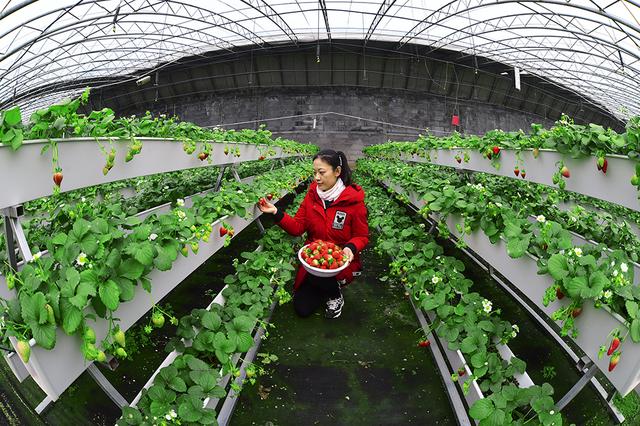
[313,149,353,186]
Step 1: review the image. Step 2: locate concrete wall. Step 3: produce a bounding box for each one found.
[142,87,556,160]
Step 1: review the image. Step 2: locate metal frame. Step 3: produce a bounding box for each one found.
[2,1,638,121]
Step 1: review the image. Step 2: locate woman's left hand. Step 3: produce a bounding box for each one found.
[343,247,354,263]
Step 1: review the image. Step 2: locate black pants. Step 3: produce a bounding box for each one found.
[293,275,341,318]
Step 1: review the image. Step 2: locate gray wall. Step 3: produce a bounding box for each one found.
[150,87,555,161]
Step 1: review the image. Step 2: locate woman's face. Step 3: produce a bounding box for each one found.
[313,158,341,191]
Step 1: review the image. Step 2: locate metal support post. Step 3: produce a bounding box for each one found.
[214,166,228,191]
[255,218,266,235]
[231,167,242,184]
[3,215,18,270]
[2,205,31,268]
[556,362,599,411]
[87,364,128,408]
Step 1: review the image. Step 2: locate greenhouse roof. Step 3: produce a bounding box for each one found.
[1,0,639,122]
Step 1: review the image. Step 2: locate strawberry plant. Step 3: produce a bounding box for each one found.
[0,162,311,360]
[118,193,304,425]
[358,157,640,345]
[361,174,562,425]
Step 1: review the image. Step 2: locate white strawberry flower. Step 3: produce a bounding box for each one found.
[536,215,546,223]
[550,410,555,415]
[495,202,503,208]
[149,233,158,241]
[76,252,88,266]
[176,210,186,220]
[176,198,185,207]
[431,276,441,284]
[604,290,613,299]
[613,269,619,277]
[81,197,86,203]
[482,299,492,313]
[31,251,42,261]
[512,324,519,333]
[573,247,583,257]
[170,409,177,419]
[165,414,172,421]
[621,263,629,273]
[611,260,616,267]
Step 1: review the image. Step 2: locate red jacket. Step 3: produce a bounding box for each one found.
[276,181,369,290]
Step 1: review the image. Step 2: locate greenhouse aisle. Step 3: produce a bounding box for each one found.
[232,236,456,425]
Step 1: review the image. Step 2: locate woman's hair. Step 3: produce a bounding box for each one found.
[313,149,353,186]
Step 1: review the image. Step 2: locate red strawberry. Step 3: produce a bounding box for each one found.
[561,166,570,178]
[458,367,466,377]
[259,155,265,161]
[492,146,500,155]
[455,156,462,164]
[418,340,430,348]
[607,337,620,356]
[220,227,228,237]
[609,351,621,372]
[198,152,208,161]
[228,228,235,237]
[266,193,273,200]
[514,167,520,176]
[571,307,582,318]
[556,288,565,300]
[602,158,608,174]
[521,170,526,178]
[53,171,64,187]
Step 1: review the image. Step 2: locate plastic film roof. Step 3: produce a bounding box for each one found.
[1,0,639,122]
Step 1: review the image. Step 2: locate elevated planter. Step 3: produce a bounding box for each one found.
[6,182,297,401]
[398,149,640,212]
[0,138,296,210]
[382,178,640,397]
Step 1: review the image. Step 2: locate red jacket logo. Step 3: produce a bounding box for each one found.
[333,211,347,229]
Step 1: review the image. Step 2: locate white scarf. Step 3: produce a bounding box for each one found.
[317,178,346,207]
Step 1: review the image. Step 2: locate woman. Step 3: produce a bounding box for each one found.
[258,149,369,318]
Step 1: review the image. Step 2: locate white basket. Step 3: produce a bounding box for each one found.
[297,245,350,278]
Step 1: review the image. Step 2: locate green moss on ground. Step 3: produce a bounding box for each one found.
[232,241,456,425]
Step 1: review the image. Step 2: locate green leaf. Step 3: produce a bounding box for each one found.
[471,351,488,368]
[630,319,640,343]
[565,276,587,299]
[235,332,254,352]
[548,254,569,280]
[140,277,152,293]
[169,377,187,393]
[578,255,597,268]
[460,336,478,354]
[178,399,203,423]
[480,408,506,426]
[3,106,21,126]
[154,243,177,271]
[99,280,120,311]
[187,356,209,371]
[403,242,414,252]
[30,321,56,349]
[132,242,155,266]
[61,299,82,334]
[114,277,135,302]
[195,371,217,393]
[69,281,96,309]
[20,292,47,324]
[626,301,639,319]
[469,398,494,420]
[507,234,530,258]
[119,259,144,280]
[201,311,222,331]
[231,316,253,332]
[510,357,527,374]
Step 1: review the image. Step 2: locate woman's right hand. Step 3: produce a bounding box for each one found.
[257,198,277,214]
